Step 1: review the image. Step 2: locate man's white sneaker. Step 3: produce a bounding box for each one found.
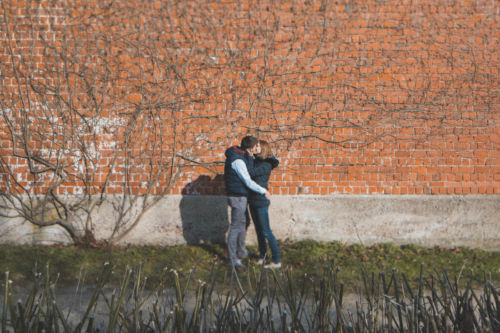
[232,260,245,269]
[264,262,282,269]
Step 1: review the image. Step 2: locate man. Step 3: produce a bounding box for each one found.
[224,136,271,268]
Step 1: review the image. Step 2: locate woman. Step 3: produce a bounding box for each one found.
[248,140,281,268]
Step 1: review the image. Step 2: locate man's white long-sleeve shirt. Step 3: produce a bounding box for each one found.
[231,159,267,195]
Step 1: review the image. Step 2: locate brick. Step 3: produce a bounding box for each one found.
[0,0,497,196]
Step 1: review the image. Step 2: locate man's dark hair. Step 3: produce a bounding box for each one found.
[240,136,259,151]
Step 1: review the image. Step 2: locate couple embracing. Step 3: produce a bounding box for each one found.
[224,136,281,269]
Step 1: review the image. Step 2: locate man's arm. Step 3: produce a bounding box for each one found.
[232,159,270,198]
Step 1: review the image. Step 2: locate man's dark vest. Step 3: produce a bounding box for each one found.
[224,146,254,196]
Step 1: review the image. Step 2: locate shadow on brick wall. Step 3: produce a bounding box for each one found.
[179,175,228,246]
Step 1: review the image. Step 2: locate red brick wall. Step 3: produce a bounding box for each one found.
[0,0,498,197]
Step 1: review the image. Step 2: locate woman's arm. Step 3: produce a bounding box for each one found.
[248,161,272,178]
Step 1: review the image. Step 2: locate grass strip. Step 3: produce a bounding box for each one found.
[0,241,499,288]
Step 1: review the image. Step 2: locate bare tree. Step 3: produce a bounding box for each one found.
[0,0,233,245]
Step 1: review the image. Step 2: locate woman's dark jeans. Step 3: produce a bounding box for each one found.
[249,205,281,263]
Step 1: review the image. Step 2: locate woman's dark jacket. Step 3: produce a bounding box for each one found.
[248,156,279,207]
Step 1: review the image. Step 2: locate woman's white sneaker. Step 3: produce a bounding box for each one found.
[264,262,282,269]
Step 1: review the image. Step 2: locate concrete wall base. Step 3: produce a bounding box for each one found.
[1,195,499,250]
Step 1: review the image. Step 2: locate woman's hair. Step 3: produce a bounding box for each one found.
[257,140,273,159]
